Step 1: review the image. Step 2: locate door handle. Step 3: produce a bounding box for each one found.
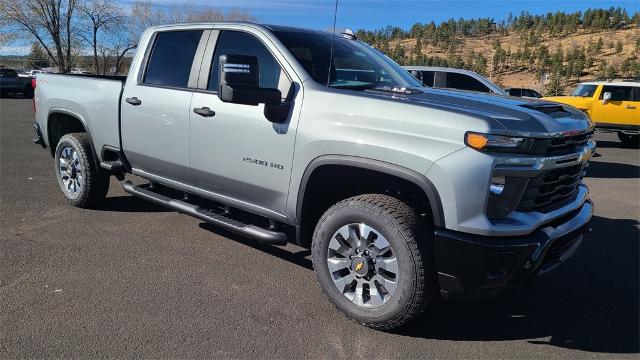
[126,97,142,106]
[193,107,216,117]
[625,105,636,109]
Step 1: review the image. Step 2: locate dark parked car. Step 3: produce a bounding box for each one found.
[0,68,34,98]
[506,87,543,98]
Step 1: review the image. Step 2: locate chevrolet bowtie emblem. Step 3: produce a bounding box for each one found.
[355,262,364,272]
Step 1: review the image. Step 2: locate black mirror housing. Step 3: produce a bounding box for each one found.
[218,54,281,106]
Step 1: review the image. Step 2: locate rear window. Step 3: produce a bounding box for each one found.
[0,69,18,78]
[143,30,203,88]
[523,89,541,98]
[507,88,521,96]
[444,72,490,93]
[419,71,435,87]
[600,86,633,101]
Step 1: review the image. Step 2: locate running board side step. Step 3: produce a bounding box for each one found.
[121,180,288,245]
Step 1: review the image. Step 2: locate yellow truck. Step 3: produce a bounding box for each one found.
[544,81,640,147]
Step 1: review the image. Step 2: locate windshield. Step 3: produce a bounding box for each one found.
[274,31,422,90]
[571,84,598,97]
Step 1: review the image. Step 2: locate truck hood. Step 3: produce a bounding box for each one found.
[371,87,593,136]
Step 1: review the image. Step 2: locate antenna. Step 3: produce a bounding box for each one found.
[326,0,339,87]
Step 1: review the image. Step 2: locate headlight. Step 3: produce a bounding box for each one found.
[465,132,533,153]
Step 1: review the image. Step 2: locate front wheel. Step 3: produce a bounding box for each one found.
[54,133,110,208]
[618,132,640,148]
[312,194,435,330]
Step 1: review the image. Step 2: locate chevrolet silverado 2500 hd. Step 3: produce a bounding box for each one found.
[33,23,595,330]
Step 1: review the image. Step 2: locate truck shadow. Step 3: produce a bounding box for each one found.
[593,140,634,149]
[95,195,171,213]
[198,223,313,270]
[586,161,640,179]
[396,215,639,354]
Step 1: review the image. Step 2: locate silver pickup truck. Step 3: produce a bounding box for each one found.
[33,22,595,330]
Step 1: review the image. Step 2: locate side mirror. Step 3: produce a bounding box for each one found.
[602,92,612,104]
[218,54,281,106]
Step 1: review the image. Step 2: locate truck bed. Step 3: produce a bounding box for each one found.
[35,73,125,160]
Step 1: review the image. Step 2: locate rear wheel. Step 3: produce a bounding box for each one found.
[54,133,109,208]
[618,132,640,148]
[312,194,435,330]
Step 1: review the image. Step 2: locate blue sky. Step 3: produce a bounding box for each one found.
[143,0,640,31]
[1,0,638,55]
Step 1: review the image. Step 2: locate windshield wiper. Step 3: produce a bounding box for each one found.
[365,85,423,95]
[329,83,378,90]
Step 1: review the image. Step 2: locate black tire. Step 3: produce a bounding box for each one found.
[617,132,640,148]
[54,133,109,208]
[312,194,435,330]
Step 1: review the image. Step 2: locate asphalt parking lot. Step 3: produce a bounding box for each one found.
[1,98,638,358]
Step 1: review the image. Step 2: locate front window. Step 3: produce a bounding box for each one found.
[571,84,598,97]
[274,31,422,90]
[600,86,634,101]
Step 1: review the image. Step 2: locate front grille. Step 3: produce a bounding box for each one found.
[529,131,593,156]
[517,163,587,213]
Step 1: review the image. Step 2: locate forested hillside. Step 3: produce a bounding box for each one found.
[356,8,640,95]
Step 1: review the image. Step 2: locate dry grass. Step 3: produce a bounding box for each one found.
[396,28,640,91]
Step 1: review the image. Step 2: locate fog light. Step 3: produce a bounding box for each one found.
[489,176,505,195]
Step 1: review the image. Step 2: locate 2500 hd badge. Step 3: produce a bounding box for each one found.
[243,156,284,170]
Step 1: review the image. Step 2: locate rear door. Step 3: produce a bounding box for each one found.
[188,28,302,218]
[590,85,639,127]
[121,29,210,184]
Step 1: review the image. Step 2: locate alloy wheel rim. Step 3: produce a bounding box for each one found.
[327,223,398,308]
[58,147,83,195]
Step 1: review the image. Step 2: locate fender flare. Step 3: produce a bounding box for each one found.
[47,108,100,167]
[295,155,445,228]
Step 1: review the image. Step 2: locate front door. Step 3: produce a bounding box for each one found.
[121,29,209,184]
[591,85,639,127]
[189,29,302,218]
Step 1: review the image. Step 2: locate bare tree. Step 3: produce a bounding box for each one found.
[0,35,15,50]
[127,0,166,43]
[0,0,80,73]
[79,0,124,74]
[128,0,255,44]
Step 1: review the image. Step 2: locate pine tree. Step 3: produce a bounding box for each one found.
[545,71,566,96]
[413,37,422,60]
[595,37,604,53]
[26,42,50,69]
[393,43,406,65]
[615,41,623,54]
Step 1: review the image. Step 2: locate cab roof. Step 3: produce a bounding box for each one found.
[580,81,640,87]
